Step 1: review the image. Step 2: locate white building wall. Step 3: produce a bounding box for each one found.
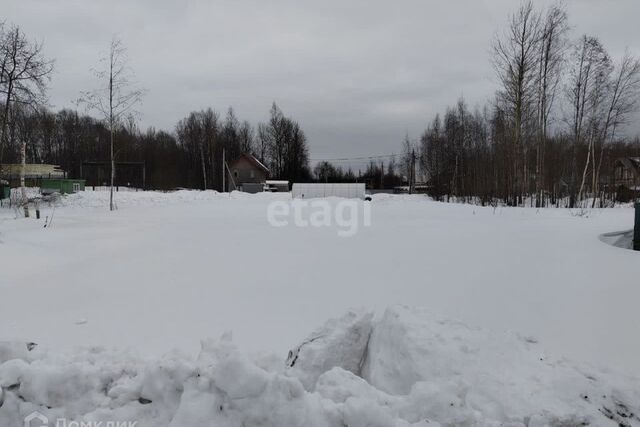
[292,183,366,199]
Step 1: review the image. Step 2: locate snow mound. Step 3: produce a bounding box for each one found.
[363,306,640,426]
[285,309,373,391]
[1,307,639,427]
[600,229,634,249]
[52,189,292,209]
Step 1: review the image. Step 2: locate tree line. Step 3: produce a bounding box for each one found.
[314,2,640,206]
[3,3,640,206]
[409,2,640,207]
[0,101,312,191]
[0,24,312,192]
[176,102,311,191]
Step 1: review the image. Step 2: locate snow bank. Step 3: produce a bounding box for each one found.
[285,309,373,391]
[60,189,223,209]
[12,189,291,210]
[1,307,639,427]
[600,229,634,250]
[363,306,640,426]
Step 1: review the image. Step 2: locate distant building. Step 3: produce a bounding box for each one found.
[229,153,270,193]
[0,179,9,200]
[0,164,65,183]
[41,178,85,195]
[264,180,289,192]
[292,183,367,199]
[614,157,640,188]
[614,157,640,201]
[81,161,146,189]
[0,164,84,196]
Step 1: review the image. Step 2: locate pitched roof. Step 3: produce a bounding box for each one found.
[232,153,270,174]
[617,157,640,178]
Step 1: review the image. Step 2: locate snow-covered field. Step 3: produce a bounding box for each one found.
[1,190,639,426]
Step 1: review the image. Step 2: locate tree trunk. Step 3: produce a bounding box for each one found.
[200,144,207,190]
[109,55,115,212]
[110,126,115,211]
[578,137,592,204]
[20,141,29,217]
[0,81,13,174]
[591,138,597,208]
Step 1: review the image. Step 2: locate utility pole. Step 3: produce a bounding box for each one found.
[222,148,226,193]
[409,149,416,195]
[634,202,640,251]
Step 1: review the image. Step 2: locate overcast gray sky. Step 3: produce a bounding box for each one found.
[4,0,640,167]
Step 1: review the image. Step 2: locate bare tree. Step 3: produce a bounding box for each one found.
[401,133,414,188]
[591,52,640,205]
[201,108,219,190]
[535,3,568,206]
[79,37,144,211]
[0,23,54,175]
[492,1,542,202]
[239,120,255,155]
[256,123,271,164]
[257,102,310,181]
[566,36,612,203]
[176,112,206,189]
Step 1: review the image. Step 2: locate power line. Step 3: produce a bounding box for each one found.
[309,153,399,162]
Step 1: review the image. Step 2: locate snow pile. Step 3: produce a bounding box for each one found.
[60,189,223,209]
[1,306,639,427]
[362,306,640,426]
[285,309,373,391]
[600,229,634,250]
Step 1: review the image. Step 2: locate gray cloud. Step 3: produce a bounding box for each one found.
[4,0,640,167]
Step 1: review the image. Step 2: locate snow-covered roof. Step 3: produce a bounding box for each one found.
[0,164,65,179]
[247,154,269,173]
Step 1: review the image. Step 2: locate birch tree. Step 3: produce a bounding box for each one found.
[591,53,640,205]
[566,36,611,203]
[535,4,568,206]
[492,1,542,203]
[79,37,144,211]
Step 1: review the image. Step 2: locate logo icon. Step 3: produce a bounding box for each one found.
[24,411,48,427]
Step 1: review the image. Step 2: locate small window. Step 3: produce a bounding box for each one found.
[250,170,255,179]
[234,170,239,179]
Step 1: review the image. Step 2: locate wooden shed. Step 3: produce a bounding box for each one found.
[229,154,270,193]
[0,180,9,200]
[41,178,86,195]
[614,157,640,201]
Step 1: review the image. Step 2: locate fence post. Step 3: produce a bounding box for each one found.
[634,202,640,251]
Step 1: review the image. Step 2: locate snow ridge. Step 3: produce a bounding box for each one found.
[1,306,639,427]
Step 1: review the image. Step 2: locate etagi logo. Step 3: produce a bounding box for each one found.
[267,199,372,237]
[24,412,137,427]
